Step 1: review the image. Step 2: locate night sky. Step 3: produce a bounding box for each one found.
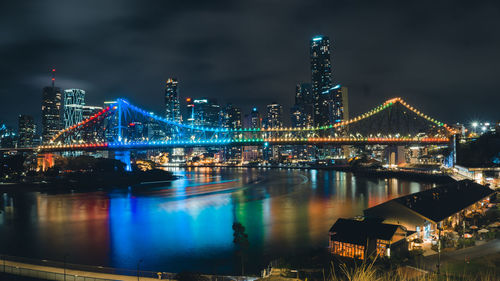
[1,0,499,129]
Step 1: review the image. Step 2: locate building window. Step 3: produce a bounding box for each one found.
[331,241,365,260]
[376,240,388,256]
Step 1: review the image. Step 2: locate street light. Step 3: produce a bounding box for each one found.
[63,254,69,281]
[437,225,442,275]
[471,122,478,134]
[137,259,143,281]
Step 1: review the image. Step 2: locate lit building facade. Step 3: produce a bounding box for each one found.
[185,98,221,127]
[222,104,242,129]
[41,69,62,143]
[17,114,35,148]
[222,104,242,163]
[291,83,314,128]
[264,102,283,128]
[243,108,262,162]
[165,78,181,122]
[322,84,348,124]
[82,105,103,120]
[63,89,86,143]
[310,36,332,126]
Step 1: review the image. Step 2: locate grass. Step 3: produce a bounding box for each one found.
[327,258,499,281]
[441,253,500,277]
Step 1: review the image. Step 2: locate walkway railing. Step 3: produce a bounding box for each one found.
[1,254,170,280]
[3,263,115,281]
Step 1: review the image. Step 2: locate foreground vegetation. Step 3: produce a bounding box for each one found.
[327,260,498,281]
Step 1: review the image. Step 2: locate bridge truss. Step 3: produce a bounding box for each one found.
[40,97,455,152]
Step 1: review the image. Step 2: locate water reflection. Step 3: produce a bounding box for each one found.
[0,168,434,274]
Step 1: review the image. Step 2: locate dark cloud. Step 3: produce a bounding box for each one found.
[0,0,499,129]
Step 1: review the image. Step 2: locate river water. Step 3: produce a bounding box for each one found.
[0,167,435,274]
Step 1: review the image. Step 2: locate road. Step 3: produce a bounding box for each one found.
[420,239,500,272]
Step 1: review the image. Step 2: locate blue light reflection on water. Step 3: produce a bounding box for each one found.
[0,167,436,274]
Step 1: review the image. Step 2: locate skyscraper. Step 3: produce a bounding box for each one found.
[222,104,242,129]
[82,105,104,142]
[265,102,283,128]
[41,69,62,143]
[165,78,181,123]
[323,84,348,124]
[185,98,221,127]
[63,89,85,127]
[244,107,262,128]
[82,105,103,120]
[17,115,35,148]
[310,36,332,126]
[63,89,85,144]
[291,83,313,128]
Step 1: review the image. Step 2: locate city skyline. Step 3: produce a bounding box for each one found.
[1,0,499,129]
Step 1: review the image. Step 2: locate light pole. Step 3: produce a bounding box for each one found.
[63,254,69,281]
[472,122,478,135]
[137,259,143,281]
[437,225,442,275]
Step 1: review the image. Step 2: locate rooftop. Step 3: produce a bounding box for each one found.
[391,180,495,223]
[329,218,402,246]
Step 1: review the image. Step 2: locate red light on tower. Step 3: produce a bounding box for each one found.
[52,69,56,72]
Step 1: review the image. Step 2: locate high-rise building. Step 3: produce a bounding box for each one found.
[63,89,85,143]
[321,84,349,124]
[0,124,16,148]
[243,108,262,162]
[310,36,332,126]
[244,107,262,128]
[81,105,104,142]
[82,105,103,120]
[185,98,221,127]
[17,115,35,148]
[221,104,242,163]
[291,83,314,127]
[63,89,85,127]
[41,69,62,143]
[341,86,349,121]
[222,104,242,129]
[165,78,181,123]
[265,102,283,128]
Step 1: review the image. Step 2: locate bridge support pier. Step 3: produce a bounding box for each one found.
[385,145,406,166]
[112,150,132,171]
[36,153,56,172]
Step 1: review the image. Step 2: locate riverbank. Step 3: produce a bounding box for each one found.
[180,164,454,183]
[0,169,178,193]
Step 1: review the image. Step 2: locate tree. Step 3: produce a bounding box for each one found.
[232,222,249,275]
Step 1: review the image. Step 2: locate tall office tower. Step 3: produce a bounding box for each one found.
[221,104,242,163]
[82,105,103,120]
[185,98,221,127]
[41,69,62,143]
[82,105,104,142]
[222,104,242,129]
[322,84,349,124]
[244,107,261,128]
[265,102,283,128]
[63,89,85,143]
[291,83,314,127]
[165,78,181,122]
[310,36,332,126]
[341,86,349,121]
[243,108,262,162]
[17,115,35,148]
[0,125,16,148]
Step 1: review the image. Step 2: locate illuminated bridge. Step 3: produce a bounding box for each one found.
[37,97,455,152]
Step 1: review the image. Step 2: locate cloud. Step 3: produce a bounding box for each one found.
[0,0,499,129]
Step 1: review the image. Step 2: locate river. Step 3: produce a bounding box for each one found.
[0,167,436,274]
